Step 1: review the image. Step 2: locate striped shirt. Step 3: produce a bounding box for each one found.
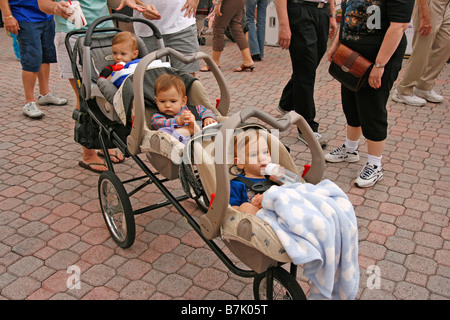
[151,105,216,130]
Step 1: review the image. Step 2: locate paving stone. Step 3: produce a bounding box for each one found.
[1,277,41,300]
[7,256,44,277]
[394,282,430,300]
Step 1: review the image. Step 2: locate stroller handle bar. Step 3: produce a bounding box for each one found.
[200,107,326,240]
[84,13,163,46]
[127,47,231,155]
[81,14,165,100]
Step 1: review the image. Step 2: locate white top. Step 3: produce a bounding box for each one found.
[133,0,196,36]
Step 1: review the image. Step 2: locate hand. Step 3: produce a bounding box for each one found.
[251,194,264,209]
[181,0,199,18]
[142,4,161,20]
[418,17,432,37]
[177,110,192,126]
[4,15,20,35]
[329,17,338,39]
[368,67,384,89]
[116,0,146,12]
[278,25,291,50]
[327,41,339,62]
[213,3,222,17]
[53,1,71,19]
[203,117,217,126]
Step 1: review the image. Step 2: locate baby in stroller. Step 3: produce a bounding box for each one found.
[98,31,141,87]
[151,73,218,144]
[230,129,279,215]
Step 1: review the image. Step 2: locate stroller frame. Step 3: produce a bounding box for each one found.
[65,14,325,300]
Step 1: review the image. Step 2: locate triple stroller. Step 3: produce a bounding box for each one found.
[66,14,326,300]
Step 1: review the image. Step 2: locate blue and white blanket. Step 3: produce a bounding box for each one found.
[256,179,359,300]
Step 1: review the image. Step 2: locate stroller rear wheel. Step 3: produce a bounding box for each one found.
[98,171,135,248]
[253,267,306,300]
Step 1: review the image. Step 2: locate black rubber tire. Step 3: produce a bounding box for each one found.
[253,267,307,300]
[98,171,135,248]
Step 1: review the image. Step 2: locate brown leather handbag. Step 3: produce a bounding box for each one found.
[328,43,374,92]
[328,0,374,92]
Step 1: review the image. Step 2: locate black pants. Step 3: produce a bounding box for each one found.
[341,37,406,141]
[279,3,330,133]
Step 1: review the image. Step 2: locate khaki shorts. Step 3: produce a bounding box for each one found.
[141,24,200,74]
[54,32,81,78]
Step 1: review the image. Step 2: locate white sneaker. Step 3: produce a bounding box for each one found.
[325,144,360,163]
[23,102,45,119]
[298,132,327,149]
[354,163,383,188]
[38,92,68,106]
[414,88,444,103]
[392,89,426,107]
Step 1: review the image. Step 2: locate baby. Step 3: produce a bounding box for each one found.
[230,130,274,215]
[98,31,140,87]
[151,73,218,144]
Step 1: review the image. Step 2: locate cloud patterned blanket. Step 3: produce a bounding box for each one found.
[256,179,359,300]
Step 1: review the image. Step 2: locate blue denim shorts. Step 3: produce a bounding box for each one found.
[17,19,57,72]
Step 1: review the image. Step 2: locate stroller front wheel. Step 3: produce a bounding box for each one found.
[253,266,306,300]
[98,171,135,248]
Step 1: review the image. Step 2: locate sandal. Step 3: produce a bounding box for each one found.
[78,161,108,174]
[97,150,125,163]
[199,65,211,72]
[199,65,220,72]
[233,64,254,72]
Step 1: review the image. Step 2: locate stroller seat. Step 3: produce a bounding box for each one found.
[72,31,150,123]
[181,124,295,273]
[97,64,225,179]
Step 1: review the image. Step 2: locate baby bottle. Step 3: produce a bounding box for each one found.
[264,163,302,185]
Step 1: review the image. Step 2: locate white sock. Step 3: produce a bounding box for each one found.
[345,138,359,153]
[367,154,382,168]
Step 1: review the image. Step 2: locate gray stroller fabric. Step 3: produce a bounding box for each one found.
[98,67,198,127]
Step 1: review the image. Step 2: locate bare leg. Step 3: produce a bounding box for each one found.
[69,79,108,172]
[22,70,37,104]
[37,63,50,96]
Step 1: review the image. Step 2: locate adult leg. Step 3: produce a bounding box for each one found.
[416,0,450,91]
[69,78,110,171]
[37,63,50,97]
[256,0,269,58]
[228,1,254,68]
[37,19,67,106]
[288,6,320,132]
[246,0,260,57]
[396,3,436,96]
[22,70,38,104]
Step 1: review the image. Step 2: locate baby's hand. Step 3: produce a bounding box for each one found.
[203,117,217,127]
[177,110,192,126]
[251,194,264,209]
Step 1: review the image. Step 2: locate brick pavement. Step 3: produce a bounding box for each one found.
[0,20,448,300]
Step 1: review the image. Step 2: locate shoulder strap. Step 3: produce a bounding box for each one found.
[232,176,256,189]
[339,0,347,42]
[232,176,276,193]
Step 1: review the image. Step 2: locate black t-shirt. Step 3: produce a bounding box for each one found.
[341,0,414,44]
